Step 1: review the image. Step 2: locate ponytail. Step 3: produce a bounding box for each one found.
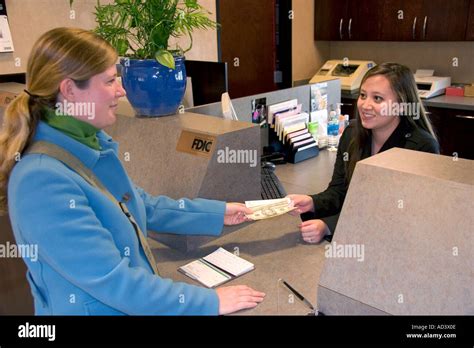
[0,27,118,215]
[0,92,38,214]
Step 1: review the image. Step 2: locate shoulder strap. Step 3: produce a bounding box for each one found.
[25,141,160,275]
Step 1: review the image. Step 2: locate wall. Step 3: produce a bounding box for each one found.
[4,1,471,87]
[292,0,474,84]
[0,0,218,75]
[330,41,474,84]
[291,0,329,84]
[169,0,218,62]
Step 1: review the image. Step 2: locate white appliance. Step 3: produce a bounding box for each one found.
[415,69,451,99]
[221,93,239,121]
[310,60,376,92]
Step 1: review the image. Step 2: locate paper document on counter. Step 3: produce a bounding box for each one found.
[179,248,254,288]
[245,198,295,220]
[179,259,231,288]
[203,247,254,277]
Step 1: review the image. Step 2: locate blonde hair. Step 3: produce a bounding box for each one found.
[0,27,117,214]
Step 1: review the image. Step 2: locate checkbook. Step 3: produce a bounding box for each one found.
[178,247,255,288]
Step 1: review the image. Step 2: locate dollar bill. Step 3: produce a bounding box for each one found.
[245,198,295,220]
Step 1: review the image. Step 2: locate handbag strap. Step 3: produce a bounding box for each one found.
[25,141,160,275]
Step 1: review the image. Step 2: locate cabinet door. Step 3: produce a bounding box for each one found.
[448,110,474,160]
[314,0,348,40]
[346,0,383,40]
[421,0,470,40]
[378,0,423,41]
[427,107,474,160]
[315,0,473,41]
[219,0,278,98]
[426,109,447,154]
[341,97,357,119]
[466,0,474,40]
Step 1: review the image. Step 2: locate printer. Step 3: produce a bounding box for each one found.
[414,69,451,99]
[310,60,376,92]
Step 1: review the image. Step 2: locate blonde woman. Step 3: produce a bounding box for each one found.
[0,27,264,315]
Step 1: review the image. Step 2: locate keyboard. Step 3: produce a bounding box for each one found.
[261,167,287,200]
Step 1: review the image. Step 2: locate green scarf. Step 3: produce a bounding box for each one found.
[43,108,101,150]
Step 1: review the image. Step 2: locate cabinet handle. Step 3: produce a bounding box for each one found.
[422,16,428,40]
[339,18,344,39]
[348,18,352,39]
[455,115,474,119]
[412,17,417,40]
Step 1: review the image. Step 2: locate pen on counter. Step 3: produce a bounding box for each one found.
[278,278,315,312]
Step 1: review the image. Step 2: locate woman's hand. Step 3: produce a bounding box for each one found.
[286,194,315,215]
[216,285,265,315]
[299,219,330,244]
[224,203,253,225]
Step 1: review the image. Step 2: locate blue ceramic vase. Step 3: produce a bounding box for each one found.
[120,57,186,117]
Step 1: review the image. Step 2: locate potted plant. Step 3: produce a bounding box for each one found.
[71,0,218,117]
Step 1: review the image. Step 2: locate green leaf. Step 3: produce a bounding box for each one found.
[155,49,175,69]
[136,48,146,58]
[92,0,218,60]
[185,0,199,10]
[150,26,169,49]
[116,38,129,56]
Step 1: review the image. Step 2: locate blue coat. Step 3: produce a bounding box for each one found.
[8,121,226,315]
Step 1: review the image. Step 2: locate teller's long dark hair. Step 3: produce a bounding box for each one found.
[345,62,437,182]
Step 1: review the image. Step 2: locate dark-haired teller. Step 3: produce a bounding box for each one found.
[288,63,440,244]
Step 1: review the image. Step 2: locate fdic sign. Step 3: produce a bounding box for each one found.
[176,130,216,158]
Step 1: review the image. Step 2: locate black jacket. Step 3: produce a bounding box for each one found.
[301,119,440,240]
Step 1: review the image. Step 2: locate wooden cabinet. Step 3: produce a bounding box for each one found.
[467,0,474,40]
[378,0,423,41]
[314,0,474,41]
[346,0,382,41]
[426,107,474,160]
[314,0,349,40]
[314,0,381,41]
[341,97,357,119]
[420,0,470,41]
[380,0,470,41]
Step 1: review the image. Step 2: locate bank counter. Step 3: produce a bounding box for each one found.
[149,150,337,315]
[0,81,472,316]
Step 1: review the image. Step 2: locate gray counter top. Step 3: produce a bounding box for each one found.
[150,150,337,315]
[422,95,474,111]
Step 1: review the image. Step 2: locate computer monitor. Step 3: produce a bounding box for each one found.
[184,60,228,106]
[221,92,239,121]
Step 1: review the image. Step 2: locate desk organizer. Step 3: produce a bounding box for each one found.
[267,124,319,164]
